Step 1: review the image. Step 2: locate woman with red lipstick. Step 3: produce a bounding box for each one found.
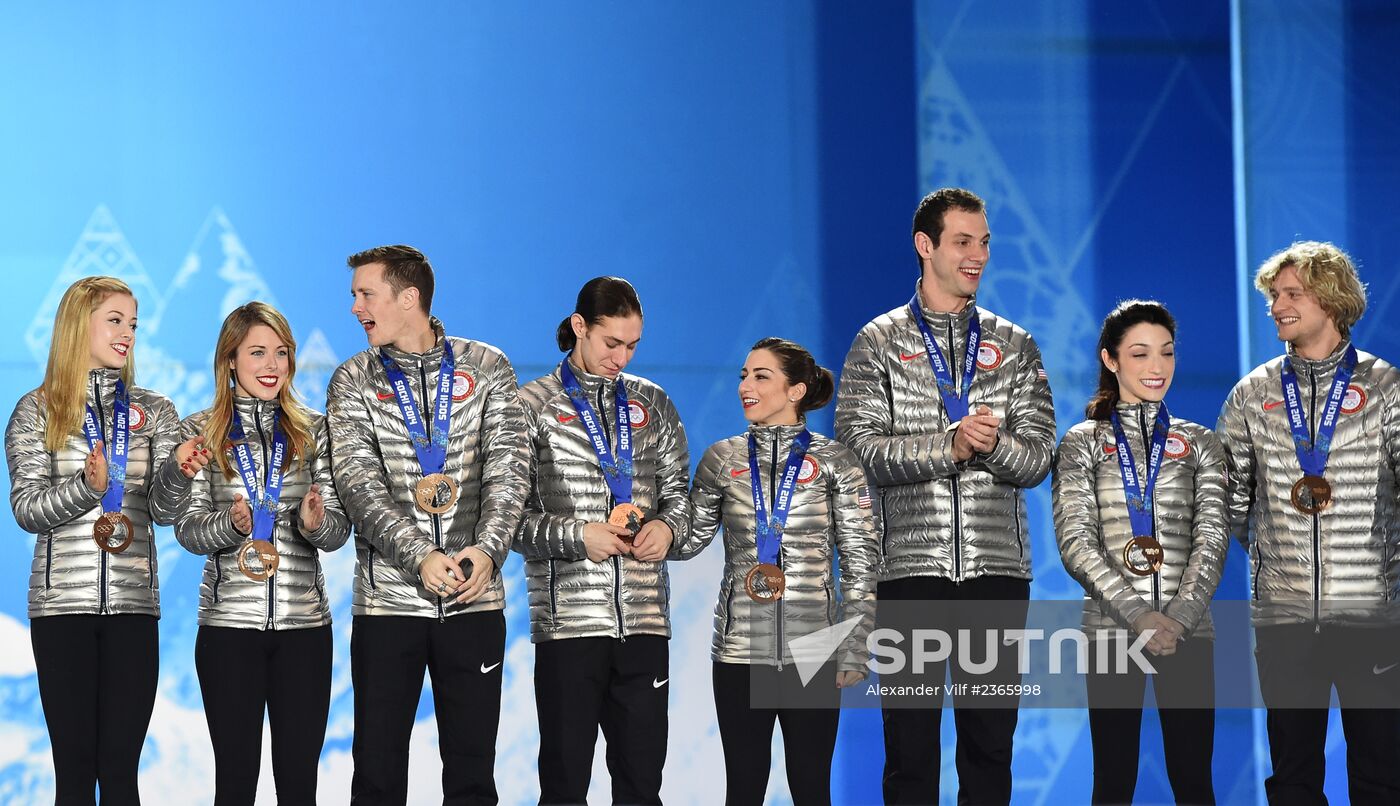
[166,301,349,805]
[1053,300,1228,805]
[515,276,694,805]
[678,337,879,806]
[6,276,204,805]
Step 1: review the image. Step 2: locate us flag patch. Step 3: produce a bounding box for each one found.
[1036,368,1048,381]
[857,486,873,509]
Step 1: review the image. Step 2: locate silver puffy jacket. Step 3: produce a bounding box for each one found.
[326,319,532,618]
[1217,340,1400,626]
[170,398,350,630]
[678,424,880,673]
[835,287,1056,583]
[1053,404,1229,638]
[514,363,692,642]
[7,368,184,618]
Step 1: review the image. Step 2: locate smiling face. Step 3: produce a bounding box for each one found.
[87,293,137,371]
[917,208,990,312]
[738,349,806,426]
[1102,322,1175,404]
[350,262,419,349]
[571,313,642,379]
[1268,264,1341,355]
[230,324,290,401]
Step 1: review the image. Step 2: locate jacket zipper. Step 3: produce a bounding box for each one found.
[254,403,277,630]
[1309,369,1321,631]
[94,375,110,615]
[421,363,446,622]
[598,383,625,640]
[548,559,558,621]
[1138,408,1161,610]
[948,320,964,582]
[770,434,784,669]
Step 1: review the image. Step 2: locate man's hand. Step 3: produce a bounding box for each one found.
[583,522,633,563]
[451,546,495,604]
[952,405,1001,461]
[630,519,674,562]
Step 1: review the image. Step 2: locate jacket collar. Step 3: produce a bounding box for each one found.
[232,395,279,432]
[1286,338,1352,379]
[911,279,977,331]
[380,317,448,369]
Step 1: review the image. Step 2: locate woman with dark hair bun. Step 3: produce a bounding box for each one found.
[676,336,878,805]
[1052,299,1227,805]
[515,276,695,805]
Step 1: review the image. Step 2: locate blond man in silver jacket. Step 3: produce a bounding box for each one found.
[1054,300,1227,805]
[326,245,531,805]
[1217,241,1400,804]
[835,188,1055,804]
[515,277,692,805]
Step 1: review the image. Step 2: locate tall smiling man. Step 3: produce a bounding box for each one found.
[836,188,1055,804]
[1217,241,1400,805]
[327,245,531,805]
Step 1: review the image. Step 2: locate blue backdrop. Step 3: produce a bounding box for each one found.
[2,2,1397,804]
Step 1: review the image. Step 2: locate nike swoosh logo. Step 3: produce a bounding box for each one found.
[730,468,750,477]
[1374,663,1398,675]
[480,661,502,674]
[652,678,668,688]
[557,413,578,424]
[899,352,923,362]
[376,391,396,400]
[1263,400,1284,411]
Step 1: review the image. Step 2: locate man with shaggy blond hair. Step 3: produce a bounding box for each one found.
[1217,241,1400,804]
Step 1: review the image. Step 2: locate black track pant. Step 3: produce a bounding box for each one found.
[534,635,670,805]
[31,614,159,806]
[195,624,332,806]
[351,611,506,806]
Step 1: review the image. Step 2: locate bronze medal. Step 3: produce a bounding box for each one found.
[608,503,645,544]
[744,562,785,603]
[237,539,281,581]
[415,473,459,514]
[1291,475,1331,515]
[1123,535,1164,577]
[92,512,134,553]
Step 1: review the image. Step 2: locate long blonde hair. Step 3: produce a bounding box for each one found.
[41,277,137,452]
[202,302,315,478]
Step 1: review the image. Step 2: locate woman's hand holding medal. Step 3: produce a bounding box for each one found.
[176,435,212,479]
[84,439,108,493]
[299,483,326,534]
[630,519,673,562]
[230,493,253,536]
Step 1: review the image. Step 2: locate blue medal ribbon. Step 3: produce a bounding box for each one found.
[81,379,130,516]
[747,429,811,566]
[1280,344,1357,479]
[559,359,634,504]
[228,409,289,542]
[378,345,455,478]
[1110,404,1171,540]
[909,294,981,423]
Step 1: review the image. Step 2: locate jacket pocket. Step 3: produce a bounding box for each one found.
[548,560,558,622]
[723,584,736,636]
[44,536,53,590]
[212,553,224,604]
[366,547,378,591]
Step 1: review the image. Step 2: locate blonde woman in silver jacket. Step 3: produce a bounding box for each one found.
[1053,300,1228,805]
[515,276,693,806]
[6,276,205,805]
[165,302,349,805]
[681,337,879,806]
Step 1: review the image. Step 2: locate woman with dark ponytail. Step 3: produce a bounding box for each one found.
[675,337,879,805]
[515,276,695,805]
[1052,300,1227,804]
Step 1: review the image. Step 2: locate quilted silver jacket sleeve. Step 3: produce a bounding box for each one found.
[513,367,692,641]
[1162,426,1229,634]
[6,369,175,618]
[172,401,350,629]
[1215,342,1400,625]
[696,426,879,672]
